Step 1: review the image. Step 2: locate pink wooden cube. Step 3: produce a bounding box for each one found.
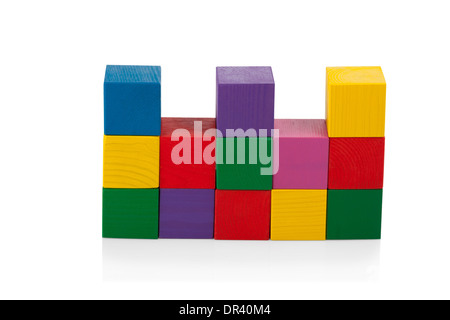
[273,119,329,189]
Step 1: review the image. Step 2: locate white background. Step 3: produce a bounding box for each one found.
[0,0,449,300]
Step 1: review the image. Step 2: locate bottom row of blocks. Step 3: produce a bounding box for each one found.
[103,188,382,240]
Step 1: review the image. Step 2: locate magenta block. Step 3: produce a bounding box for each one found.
[273,119,329,189]
[216,67,274,137]
[159,189,215,239]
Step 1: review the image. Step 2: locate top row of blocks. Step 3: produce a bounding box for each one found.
[104,65,161,136]
[326,66,386,137]
[216,67,274,137]
[104,65,386,138]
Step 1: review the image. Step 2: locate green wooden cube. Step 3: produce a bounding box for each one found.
[103,188,159,239]
[326,189,383,239]
[216,137,273,190]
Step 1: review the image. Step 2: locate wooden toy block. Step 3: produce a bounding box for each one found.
[216,67,274,137]
[326,189,383,239]
[216,137,273,190]
[103,135,160,188]
[102,188,159,239]
[159,189,215,239]
[273,119,329,189]
[326,66,386,137]
[104,65,161,136]
[271,190,327,240]
[160,117,215,189]
[214,190,271,240]
[328,137,385,189]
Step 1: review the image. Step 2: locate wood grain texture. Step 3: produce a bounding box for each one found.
[104,65,161,136]
[273,119,329,189]
[103,135,159,188]
[271,190,327,240]
[274,119,328,138]
[216,67,274,137]
[326,189,383,240]
[328,137,384,189]
[214,190,271,240]
[216,137,272,190]
[160,117,215,188]
[326,67,386,137]
[102,188,159,239]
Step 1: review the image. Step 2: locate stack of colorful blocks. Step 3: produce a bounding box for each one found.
[271,119,329,240]
[214,67,275,240]
[159,117,216,238]
[325,67,385,239]
[102,65,161,239]
[102,65,386,240]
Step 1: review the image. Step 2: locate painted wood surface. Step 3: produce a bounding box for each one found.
[273,119,329,189]
[102,188,159,239]
[271,189,327,240]
[328,137,385,189]
[103,135,160,188]
[159,189,215,239]
[216,137,272,190]
[327,189,383,239]
[214,190,271,240]
[104,65,161,136]
[160,117,215,188]
[326,66,386,137]
[216,67,274,137]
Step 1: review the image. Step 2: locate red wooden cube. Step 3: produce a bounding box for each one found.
[328,137,385,189]
[160,117,216,189]
[214,190,271,240]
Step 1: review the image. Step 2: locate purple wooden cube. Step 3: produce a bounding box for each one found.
[216,67,275,137]
[159,189,215,239]
[273,119,329,189]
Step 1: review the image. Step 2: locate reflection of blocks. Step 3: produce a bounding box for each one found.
[327,189,383,239]
[214,190,270,240]
[273,119,329,189]
[160,117,215,189]
[326,67,386,137]
[103,135,159,188]
[328,137,385,189]
[104,65,161,136]
[271,190,327,240]
[102,188,159,239]
[159,189,215,239]
[216,67,274,137]
[216,137,272,190]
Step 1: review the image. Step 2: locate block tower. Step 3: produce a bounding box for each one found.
[102,65,161,239]
[159,117,216,238]
[325,67,386,239]
[214,67,274,240]
[271,119,329,240]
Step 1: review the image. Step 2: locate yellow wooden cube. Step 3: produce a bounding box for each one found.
[326,66,386,137]
[103,135,159,188]
[271,189,327,240]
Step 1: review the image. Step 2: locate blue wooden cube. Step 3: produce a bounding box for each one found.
[104,65,161,136]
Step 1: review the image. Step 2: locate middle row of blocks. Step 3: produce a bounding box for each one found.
[104,118,384,190]
[103,188,383,240]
